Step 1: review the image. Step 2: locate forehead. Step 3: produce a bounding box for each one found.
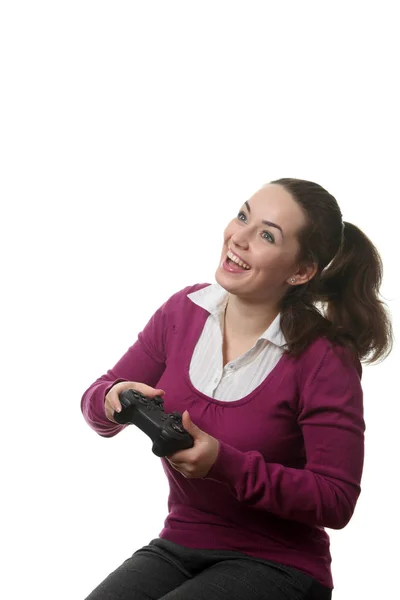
[245,184,307,234]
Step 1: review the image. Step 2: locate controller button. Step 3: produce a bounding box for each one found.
[171,422,184,433]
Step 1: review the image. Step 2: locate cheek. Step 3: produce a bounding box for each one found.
[253,249,287,273]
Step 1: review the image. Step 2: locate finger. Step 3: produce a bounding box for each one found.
[134,383,165,395]
[105,406,118,423]
[144,388,166,397]
[108,395,122,413]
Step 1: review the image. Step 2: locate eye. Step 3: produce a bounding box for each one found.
[236,211,275,243]
[262,231,275,243]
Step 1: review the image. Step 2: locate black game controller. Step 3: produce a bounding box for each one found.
[113,389,194,457]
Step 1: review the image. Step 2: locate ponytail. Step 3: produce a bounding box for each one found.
[272,178,393,364]
[319,221,393,364]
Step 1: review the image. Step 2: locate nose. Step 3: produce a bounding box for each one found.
[230,229,250,249]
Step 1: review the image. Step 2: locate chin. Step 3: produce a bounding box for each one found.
[214,264,228,288]
[214,263,240,292]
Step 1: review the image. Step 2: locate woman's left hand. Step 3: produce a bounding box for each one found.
[166,411,220,479]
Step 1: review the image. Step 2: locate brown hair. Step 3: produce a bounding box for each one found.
[270,178,393,364]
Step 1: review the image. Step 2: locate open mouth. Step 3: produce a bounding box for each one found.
[226,250,251,270]
[226,256,248,270]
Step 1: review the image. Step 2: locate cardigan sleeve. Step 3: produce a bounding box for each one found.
[80,301,169,438]
[204,344,365,529]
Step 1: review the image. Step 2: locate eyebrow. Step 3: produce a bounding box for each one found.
[244,201,284,239]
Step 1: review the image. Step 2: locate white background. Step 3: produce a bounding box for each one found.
[0,2,398,598]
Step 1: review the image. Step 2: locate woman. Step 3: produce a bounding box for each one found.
[81,178,393,599]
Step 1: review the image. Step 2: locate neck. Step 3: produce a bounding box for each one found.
[224,294,280,338]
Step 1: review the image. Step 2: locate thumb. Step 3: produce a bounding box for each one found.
[182,410,202,437]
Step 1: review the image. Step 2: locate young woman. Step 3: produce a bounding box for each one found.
[81,178,393,599]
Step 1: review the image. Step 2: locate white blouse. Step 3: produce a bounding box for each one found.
[187,283,287,401]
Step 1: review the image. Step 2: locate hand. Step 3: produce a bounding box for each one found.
[105,381,165,423]
[166,411,220,478]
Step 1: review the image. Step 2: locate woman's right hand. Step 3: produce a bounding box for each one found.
[105,381,166,423]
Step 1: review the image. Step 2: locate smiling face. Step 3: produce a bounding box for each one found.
[215,183,316,305]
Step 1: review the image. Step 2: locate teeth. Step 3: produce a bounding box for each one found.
[227,250,250,270]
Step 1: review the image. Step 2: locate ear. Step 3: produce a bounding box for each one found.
[287,261,318,286]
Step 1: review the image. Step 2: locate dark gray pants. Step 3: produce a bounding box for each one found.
[84,538,332,600]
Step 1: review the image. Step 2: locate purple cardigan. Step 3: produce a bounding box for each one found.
[81,283,365,589]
